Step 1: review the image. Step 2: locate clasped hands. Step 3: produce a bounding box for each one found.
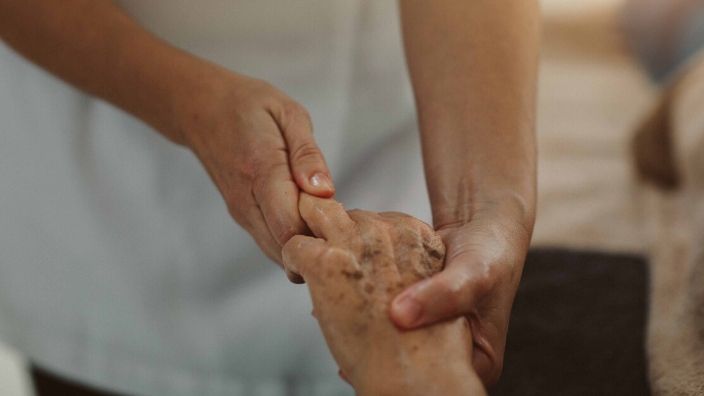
[176,72,526,387]
[282,194,487,396]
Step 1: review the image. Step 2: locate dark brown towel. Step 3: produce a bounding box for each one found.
[494,248,650,396]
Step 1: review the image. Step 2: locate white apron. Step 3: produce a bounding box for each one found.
[0,1,428,395]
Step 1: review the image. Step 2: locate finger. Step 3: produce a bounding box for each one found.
[226,190,284,264]
[243,205,286,264]
[375,211,446,279]
[252,159,309,248]
[285,268,305,284]
[389,261,482,329]
[281,234,328,278]
[473,344,501,387]
[274,101,335,197]
[469,308,506,386]
[390,253,507,385]
[298,193,354,242]
[338,369,351,385]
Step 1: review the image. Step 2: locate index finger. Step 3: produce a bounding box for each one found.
[252,160,308,248]
[298,193,355,243]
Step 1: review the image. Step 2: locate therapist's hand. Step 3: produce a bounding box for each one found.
[390,199,532,386]
[0,0,333,269]
[180,71,335,266]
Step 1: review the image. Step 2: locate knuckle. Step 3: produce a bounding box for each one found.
[226,203,239,220]
[484,357,504,386]
[274,223,302,246]
[474,271,495,296]
[290,142,322,164]
[250,173,268,200]
[473,337,504,386]
[247,79,277,100]
[226,201,248,227]
[434,275,463,312]
[239,156,259,180]
[234,96,260,116]
[317,246,338,263]
[249,163,284,198]
[281,100,310,123]
[324,247,354,263]
[450,270,474,294]
[259,242,281,264]
[235,145,272,182]
[472,259,503,294]
[319,247,357,273]
[440,270,483,313]
[493,356,505,381]
[284,234,309,250]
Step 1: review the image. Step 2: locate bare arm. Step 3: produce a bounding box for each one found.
[399,0,539,225]
[393,0,540,384]
[0,0,335,265]
[0,0,196,143]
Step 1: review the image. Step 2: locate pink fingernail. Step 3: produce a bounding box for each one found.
[393,295,423,326]
[310,173,333,191]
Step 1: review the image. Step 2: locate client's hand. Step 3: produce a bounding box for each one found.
[282,194,486,396]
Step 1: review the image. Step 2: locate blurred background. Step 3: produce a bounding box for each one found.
[2,0,704,394]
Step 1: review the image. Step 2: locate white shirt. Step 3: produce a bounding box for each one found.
[0,2,431,395]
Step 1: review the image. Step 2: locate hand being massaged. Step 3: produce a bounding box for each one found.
[283,194,487,396]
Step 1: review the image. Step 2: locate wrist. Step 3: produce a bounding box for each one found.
[432,188,535,233]
[113,30,243,147]
[103,27,207,145]
[355,338,479,396]
[158,56,235,146]
[358,369,481,396]
[164,58,250,148]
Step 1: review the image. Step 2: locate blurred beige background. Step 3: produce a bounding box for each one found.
[0,0,653,394]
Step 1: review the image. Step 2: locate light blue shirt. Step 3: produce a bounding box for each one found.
[0,2,427,395]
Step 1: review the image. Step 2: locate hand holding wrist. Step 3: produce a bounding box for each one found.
[164,61,335,265]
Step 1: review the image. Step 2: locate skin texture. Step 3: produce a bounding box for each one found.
[0,0,334,268]
[1,0,540,385]
[283,194,486,396]
[396,0,540,384]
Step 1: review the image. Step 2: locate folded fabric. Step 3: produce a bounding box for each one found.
[631,55,704,395]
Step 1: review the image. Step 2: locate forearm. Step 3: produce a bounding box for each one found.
[399,0,540,229]
[0,0,224,144]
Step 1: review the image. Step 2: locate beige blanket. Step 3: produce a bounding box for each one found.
[533,1,653,253]
[633,53,704,395]
[540,1,704,393]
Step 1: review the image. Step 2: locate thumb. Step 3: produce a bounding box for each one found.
[275,101,335,197]
[390,263,482,329]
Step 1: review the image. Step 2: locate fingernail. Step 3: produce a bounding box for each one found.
[393,295,423,326]
[310,173,333,191]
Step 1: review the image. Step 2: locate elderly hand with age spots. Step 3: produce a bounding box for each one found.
[283,194,486,396]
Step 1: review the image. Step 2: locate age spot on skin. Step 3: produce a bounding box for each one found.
[333,292,346,303]
[352,322,368,336]
[424,243,444,261]
[341,269,363,280]
[361,245,382,263]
